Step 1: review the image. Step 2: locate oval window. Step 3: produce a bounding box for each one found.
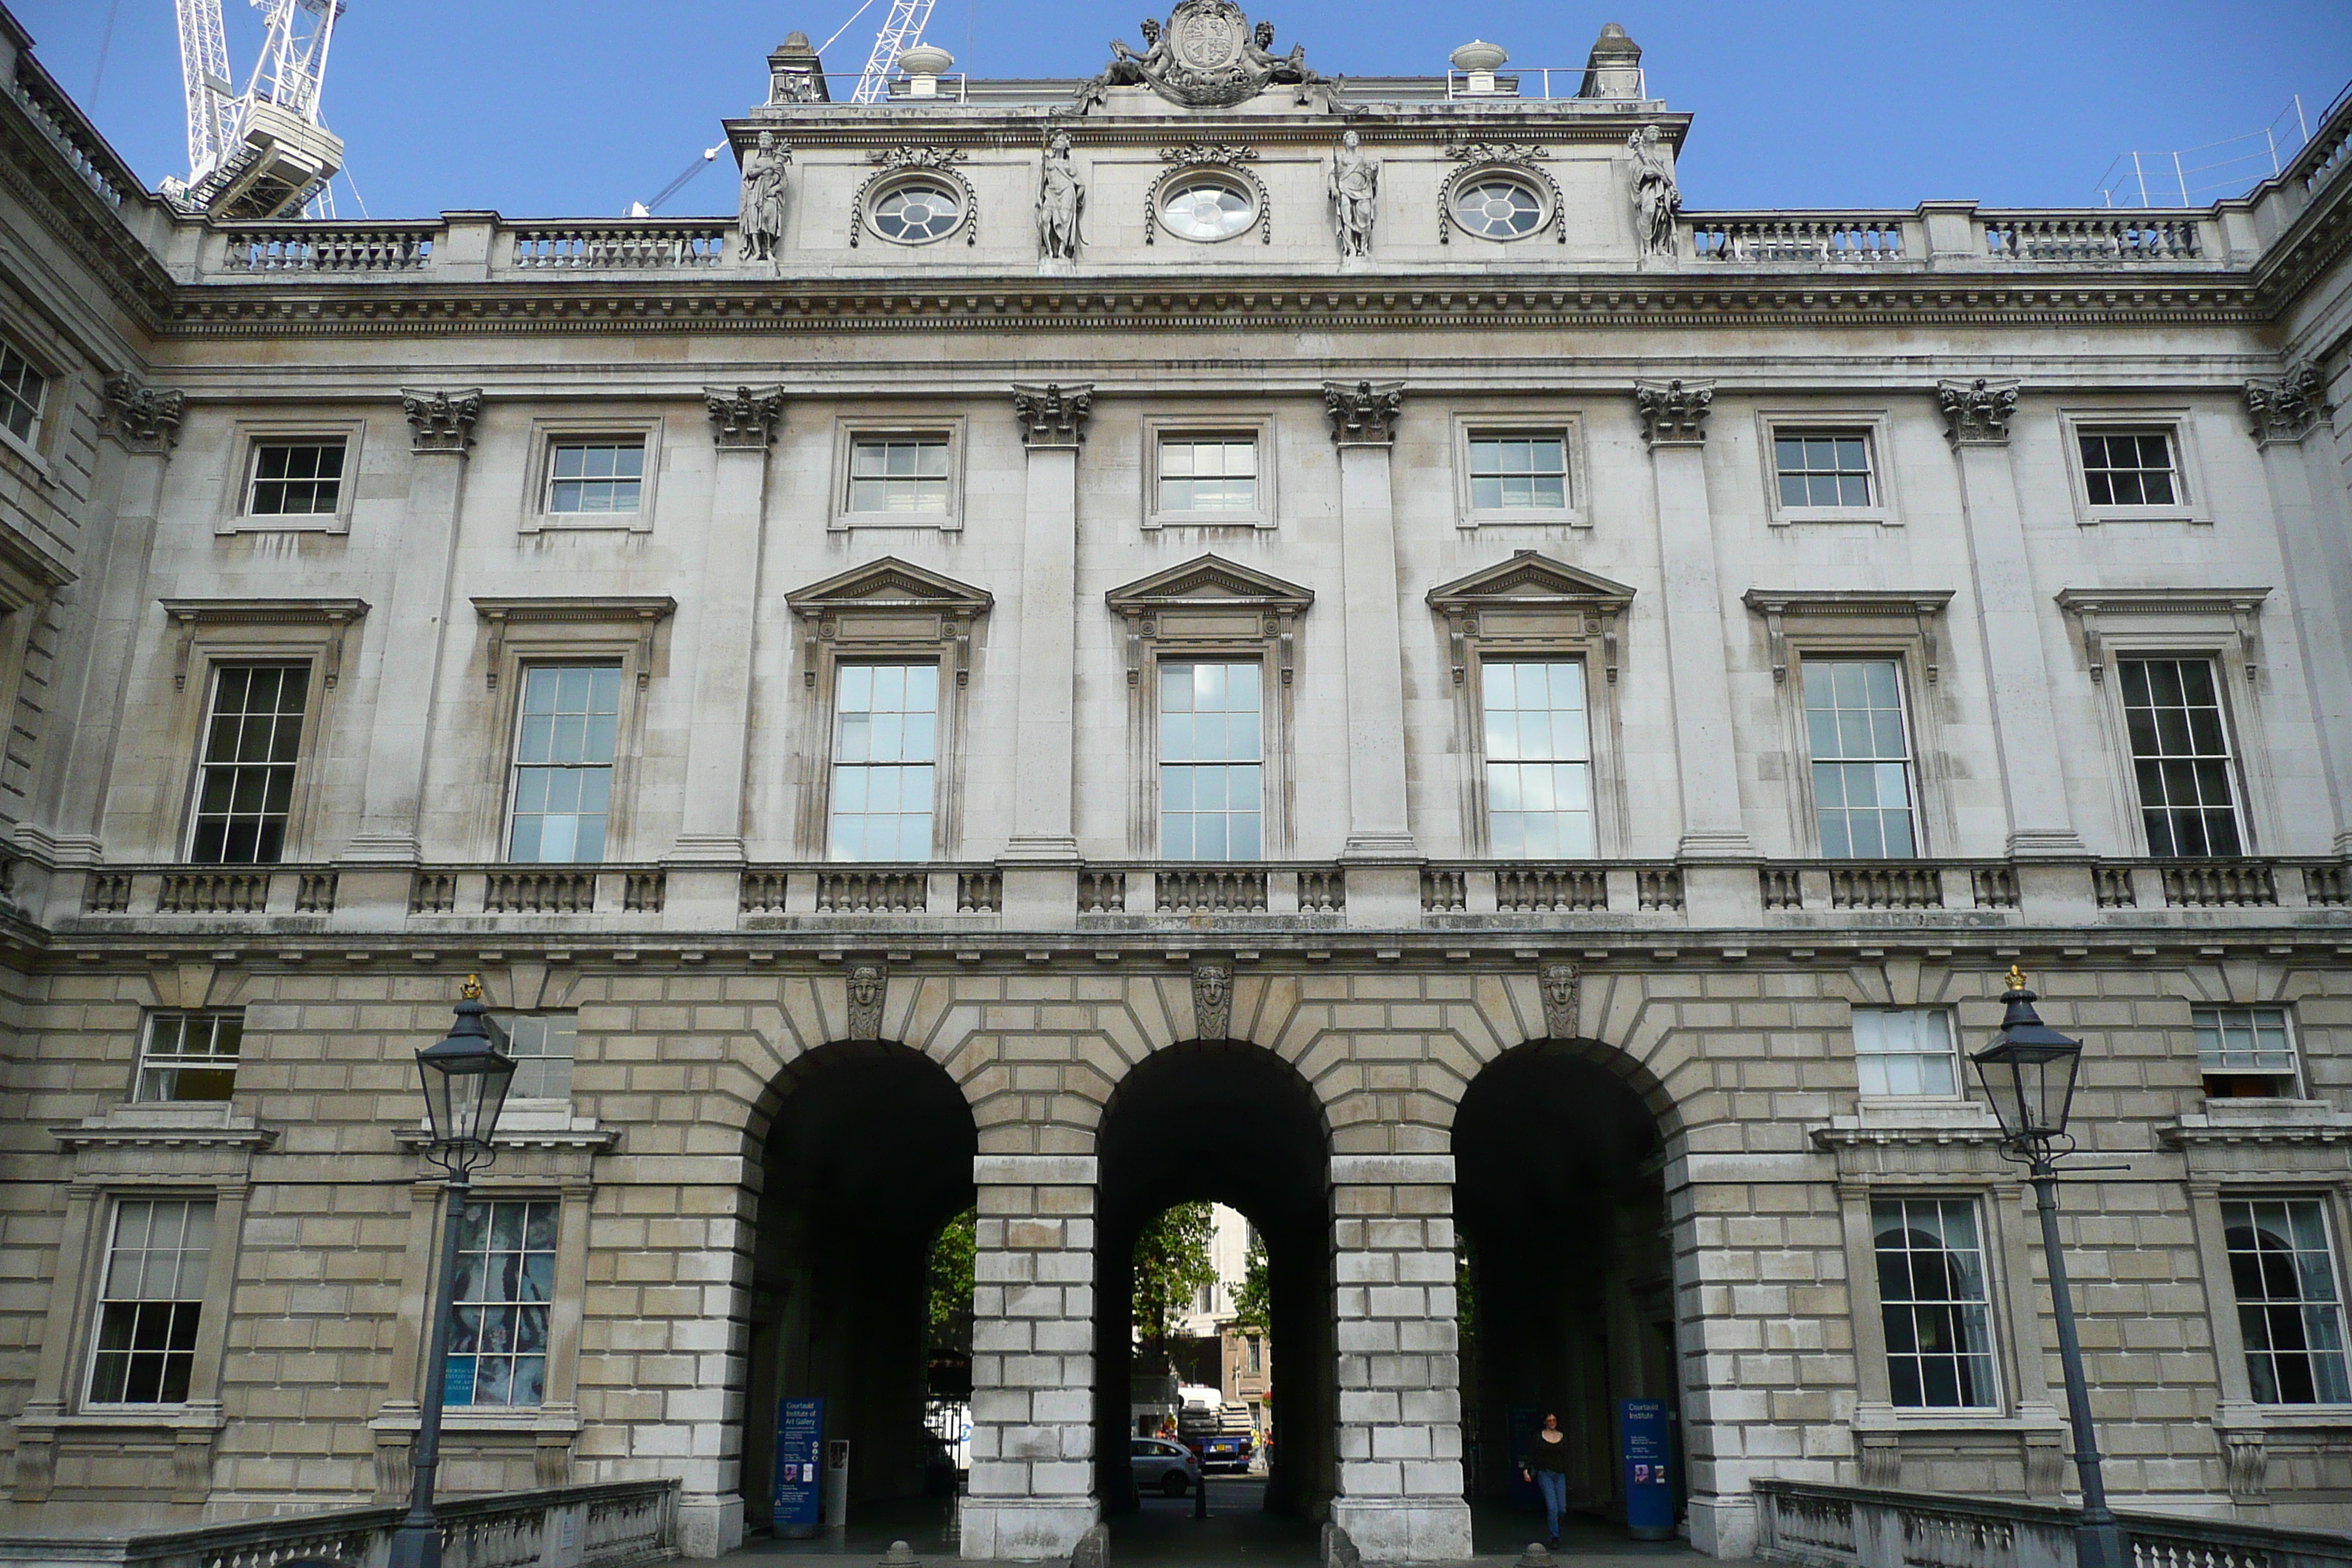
[1160,176,1255,243]
[872,181,965,244]
[1452,176,1545,240]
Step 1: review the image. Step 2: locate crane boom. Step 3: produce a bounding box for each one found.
[165,0,347,220]
[246,0,339,122]
[174,0,237,182]
[851,0,938,104]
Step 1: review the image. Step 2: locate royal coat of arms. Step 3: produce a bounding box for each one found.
[1089,0,1316,108]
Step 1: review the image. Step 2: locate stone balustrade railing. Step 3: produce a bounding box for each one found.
[508,222,729,269]
[0,1479,678,1568]
[1981,212,2202,261]
[2,57,132,209]
[216,222,439,272]
[1689,215,1911,263]
[38,856,2352,937]
[1752,1479,2352,1568]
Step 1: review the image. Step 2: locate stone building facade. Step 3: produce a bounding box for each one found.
[0,2,2350,1559]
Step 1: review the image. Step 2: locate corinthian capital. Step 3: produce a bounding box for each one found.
[1633,378,1712,448]
[2245,361,2332,448]
[1323,380,1404,448]
[706,385,786,451]
[99,372,185,453]
[1937,377,2019,447]
[1011,382,1093,449]
[402,388,483,453]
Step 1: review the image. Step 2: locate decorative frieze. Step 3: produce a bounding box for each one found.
[1936,377,2019,446]
[99,371,184,452]
[1633,378,1711,447]
[1011,382,1093,448]
[704,385,785,450]
[1323,379,1403,447]
[402,388,483,453]
[2244,361,2332,447]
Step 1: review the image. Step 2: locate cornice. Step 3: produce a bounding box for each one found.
[0,102,171,332]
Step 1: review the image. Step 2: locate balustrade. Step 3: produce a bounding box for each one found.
[1079,870,1128,914]
[1829,864,1943,910]
[485,869,597,913]
[220,224,436,272]
[1690,216,1907,263]
[1158,867,1268,914]
[509,223,728,268]
[1982,214,2201,260]
[958,869,1003,913]
[158,870,271,914]
[2160,859,2277,908]
[1295,867,1346,913]
[1495,864,1609,911]
[816,869,928,913]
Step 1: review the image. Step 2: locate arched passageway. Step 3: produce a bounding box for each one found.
[1454,1044,1677,1534]
[1093,1041,1337,1524]
[741,1042,978,1531]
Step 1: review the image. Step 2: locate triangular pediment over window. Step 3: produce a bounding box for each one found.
[1425,551,1635,615]
[784,556,994,617]
[1104,554,1314,615]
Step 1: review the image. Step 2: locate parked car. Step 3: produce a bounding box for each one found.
[1130,1436,1201,1497]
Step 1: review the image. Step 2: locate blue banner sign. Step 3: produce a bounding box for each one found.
[1621,1399,1673,1539]
[774,1398,825,1529]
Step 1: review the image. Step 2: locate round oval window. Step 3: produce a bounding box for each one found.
[872,181,965,244]
[1452,176,1545,240]
[1160,177,1255,242]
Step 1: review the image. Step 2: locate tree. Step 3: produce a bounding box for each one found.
[927,1207,977,1363]
[1231,1228,1270,1335]
[1131,1202,1219,1371]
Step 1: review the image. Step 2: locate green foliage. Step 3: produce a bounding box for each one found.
[1231,1227,1271,1335]
[1131,1202,1219,1367]
[927,1207,977,1360]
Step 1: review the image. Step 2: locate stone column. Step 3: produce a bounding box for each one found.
[344,389,483,863]
[960,1154,1099,1561]
[1324,381,1420,922]
[671,386,785,867]
[37,375,183,863]
[1328,1153,1471,1566]
[2246,363,2352,852]
[1938,379,2086,860]
[998,385,1091,924]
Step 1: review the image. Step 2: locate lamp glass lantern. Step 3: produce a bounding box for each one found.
[1968,970,2084,1149]
[415,993,516,1164]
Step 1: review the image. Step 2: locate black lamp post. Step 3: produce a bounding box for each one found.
[1968,968,2125,1568]
[388,978,516,1568]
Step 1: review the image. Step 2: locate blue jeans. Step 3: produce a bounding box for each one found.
[1534,1469,1567,1538]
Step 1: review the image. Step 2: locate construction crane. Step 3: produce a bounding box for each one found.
[851,0,938,103]
[163,0,345,220]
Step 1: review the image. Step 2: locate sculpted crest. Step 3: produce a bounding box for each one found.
[1093,0,1316,108]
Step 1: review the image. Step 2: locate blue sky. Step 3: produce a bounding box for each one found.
[16,1,2352,219]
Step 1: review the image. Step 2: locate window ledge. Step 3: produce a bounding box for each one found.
[2165,1100,2352,1145]
[391,1120,619,1153]
[1458,508,1588,530]
[1852,1403,2065,1436]
[2076,509,2212,527]
[0,424,52,483]
[371,1401,581,1438]
[1770,507,1894,527]
[1145,510,1275,531]
[219,513,349,535]
[21,1404,227,1436]
[2212,1403,2352,1433]
[53,1103,276,1151]
[1842,1098,2002,1133]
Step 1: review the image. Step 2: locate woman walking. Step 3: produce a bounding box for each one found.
[1520,1412,1572,1548]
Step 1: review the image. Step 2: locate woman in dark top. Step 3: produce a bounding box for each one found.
[1520,1412,1571,1547]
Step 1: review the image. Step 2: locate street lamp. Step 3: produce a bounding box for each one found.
[389,977,516,1568]
[1968,967,2125,1568]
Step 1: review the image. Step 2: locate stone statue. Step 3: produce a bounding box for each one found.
[1330,130,1378,258]
[1083,2,1311,109]
[1248,20,1314,84]
[1628,124,1680,260]
[1191,960,1233,1041]
[739,131,791,263]
[1038,129,1084,260]
[1539,962,1580,1040]
[846,962,886,1040]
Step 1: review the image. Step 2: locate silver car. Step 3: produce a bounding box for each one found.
[1129,1436,1201,1497]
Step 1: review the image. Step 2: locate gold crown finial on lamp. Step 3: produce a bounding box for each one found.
[461,973,485,1001]
[2004,964,2028,992]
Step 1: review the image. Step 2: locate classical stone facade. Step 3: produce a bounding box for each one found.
[1,2,2351,1559]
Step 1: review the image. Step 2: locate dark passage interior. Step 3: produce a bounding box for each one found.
[743,1042,978,1530]
[1094,1041,1336,1523]
[1454,1046,1677,1528]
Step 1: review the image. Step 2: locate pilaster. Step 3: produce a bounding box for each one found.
[1937,377,2086,857]
[344,388,483,863]
[671,386,785,869]
[1636,379,1755,864]
[1324,382,1420,902]
[960,1154,1101,1561]
[1000,385,1091,921]
[1327,1153,1471,1566]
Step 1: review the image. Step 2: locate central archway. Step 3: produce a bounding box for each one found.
[741,1041,977,1531]
[1093,1040,1337,1525]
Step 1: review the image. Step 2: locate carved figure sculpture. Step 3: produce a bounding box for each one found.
[846,962,886,1039]
[1539,962,1580,1040]
[1330,131,1379,258]
[1191,960,1233,1040]
[739,131,791,263]
[1627,124,1680,259]
[1083,1,1311,108]
[1039,130,1085,260]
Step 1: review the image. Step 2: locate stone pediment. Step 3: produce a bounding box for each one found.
[785,557,994,617]
[1425,551,1635,614]
[1105,554,1313,614]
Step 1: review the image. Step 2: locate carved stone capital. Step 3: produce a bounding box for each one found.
[1012,382,1094,449]
[1191,960,1233,1041]
[1323,380,1403,448]
[1936,377,2019,447]
[1633,378,1712,447]
[705,385,785,451]
[2245,361,2332,448]
[99,372,185,453]
[845,962,886,1040]
[402,388,483,454]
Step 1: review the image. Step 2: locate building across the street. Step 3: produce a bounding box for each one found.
[0,1,2350,1558]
